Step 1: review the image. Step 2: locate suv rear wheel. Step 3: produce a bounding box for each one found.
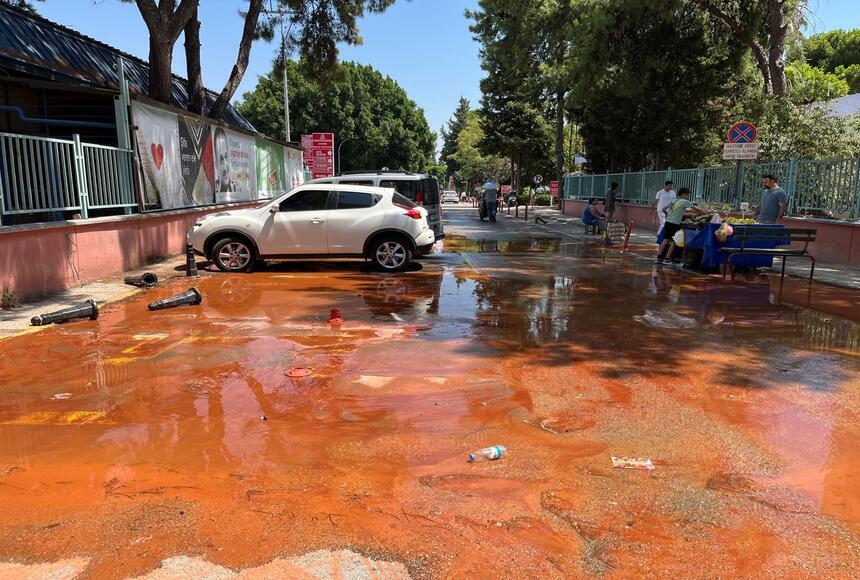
[212,237,255,273]
[370,236,412,272]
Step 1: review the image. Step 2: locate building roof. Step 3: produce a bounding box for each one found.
[0,2,256,133]
[812,93,860,118]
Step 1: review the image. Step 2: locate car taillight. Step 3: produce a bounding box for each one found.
[395,204,423,219]
[416,191,424,205]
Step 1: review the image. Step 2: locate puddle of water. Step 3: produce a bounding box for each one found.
[0,226,859,577]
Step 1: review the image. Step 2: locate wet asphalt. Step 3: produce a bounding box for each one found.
[0,205,858,578]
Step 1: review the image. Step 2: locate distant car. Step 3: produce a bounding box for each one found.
[442,190,459,204]
[188,184,435,273]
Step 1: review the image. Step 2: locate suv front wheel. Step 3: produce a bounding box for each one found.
[212,237,256,273]
[370,236,412,273]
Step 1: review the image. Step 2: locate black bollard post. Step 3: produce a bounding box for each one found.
[31,300,99,326]
[186,244,199,278]
[147,287,202,311]
[124,272,159,287]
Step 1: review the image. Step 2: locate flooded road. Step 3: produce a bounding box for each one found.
[1,207,859,578]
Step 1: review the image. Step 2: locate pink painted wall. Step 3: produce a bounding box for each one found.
[0,204,255,300]
[561,199,860,267]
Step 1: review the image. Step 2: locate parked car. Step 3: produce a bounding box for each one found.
[442,190,459,204]
[310,171,445,240]
[187,184,435,273]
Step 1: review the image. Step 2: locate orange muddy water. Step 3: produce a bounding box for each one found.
[1,210,859,578]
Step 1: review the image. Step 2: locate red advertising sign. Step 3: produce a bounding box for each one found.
[301,133,335,179]
[550,180,559,197]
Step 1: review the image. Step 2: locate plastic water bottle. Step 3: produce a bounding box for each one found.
[468,445,507,462]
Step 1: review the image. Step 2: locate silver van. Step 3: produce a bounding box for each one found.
[310,170,445,240]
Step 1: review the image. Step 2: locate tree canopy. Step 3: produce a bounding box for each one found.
[121,0,395,120]
[237,60,435,172]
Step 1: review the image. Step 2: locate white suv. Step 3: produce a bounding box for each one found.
[187,184,435,273]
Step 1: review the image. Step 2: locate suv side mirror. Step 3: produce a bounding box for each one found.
[269,206,278,214]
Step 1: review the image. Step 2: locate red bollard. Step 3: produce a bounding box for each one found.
[328,308,343,324]
[524,203,528,221]
[515,204,519,218]
[621,220,634,252]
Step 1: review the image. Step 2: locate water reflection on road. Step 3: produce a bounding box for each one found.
[0,212,858,578]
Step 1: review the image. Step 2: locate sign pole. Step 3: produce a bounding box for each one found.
[734,159,745,208]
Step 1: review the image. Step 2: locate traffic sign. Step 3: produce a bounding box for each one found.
[722,142,759,160]
[728,122,757,144]
[533,175,543,184]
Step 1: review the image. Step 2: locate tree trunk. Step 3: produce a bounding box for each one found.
[209,0,264,121]
[134,0,199,105]
[767,0,788,98]
[184,5,205,114]
[147,37,174,104]
[555,90,564,202]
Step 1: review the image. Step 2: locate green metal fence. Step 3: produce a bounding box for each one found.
[0,132,136,219]
[564,157,860,220]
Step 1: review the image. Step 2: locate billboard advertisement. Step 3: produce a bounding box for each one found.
[213,128,257,203]
[132,101,304,209]
[132,102,184,209]
[255,139,287,198]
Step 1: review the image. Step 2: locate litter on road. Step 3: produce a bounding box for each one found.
[469,445,507,462]
[611,456,656,471]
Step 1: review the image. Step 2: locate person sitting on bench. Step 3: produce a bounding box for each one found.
[583,198,607,233]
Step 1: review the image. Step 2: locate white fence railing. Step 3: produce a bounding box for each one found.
[0,132,136,218]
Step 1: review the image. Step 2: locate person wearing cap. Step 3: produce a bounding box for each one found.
[483,177,499,223]
[652,180,676,233]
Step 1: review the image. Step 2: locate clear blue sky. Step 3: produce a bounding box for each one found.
[34,0,859,155]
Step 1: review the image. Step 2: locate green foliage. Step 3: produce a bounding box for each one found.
[786,62,849,104]
[741,97,860,161]
[534,193,552,206]
[468,0,556,182]
[237,60,435,172]
[440,97,471,182]
[449,111,509,190]
[801,29,860,74]
[569,0,747,170]
[835,64,860,94]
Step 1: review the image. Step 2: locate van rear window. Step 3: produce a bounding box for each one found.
[380,178,440,205]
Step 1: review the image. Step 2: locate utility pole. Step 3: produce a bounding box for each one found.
[337,137,356,174]
[262,6,294,142]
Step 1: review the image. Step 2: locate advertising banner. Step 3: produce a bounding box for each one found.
[178,116,215,205]
[132,102,184,209]
[284,146,304,189]
[550,180,559,197]
[301,133,334,179]
[256,139,286,198]
[213,128,257,202]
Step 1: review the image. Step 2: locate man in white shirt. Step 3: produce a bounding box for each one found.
[652,180,676,232]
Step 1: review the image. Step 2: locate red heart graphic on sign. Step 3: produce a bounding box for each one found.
[150,143,164,170]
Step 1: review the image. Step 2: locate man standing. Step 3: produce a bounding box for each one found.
[652,180,676,233]
[484,178,498,223]
[605,182,619,222]
[755,174,788,224]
